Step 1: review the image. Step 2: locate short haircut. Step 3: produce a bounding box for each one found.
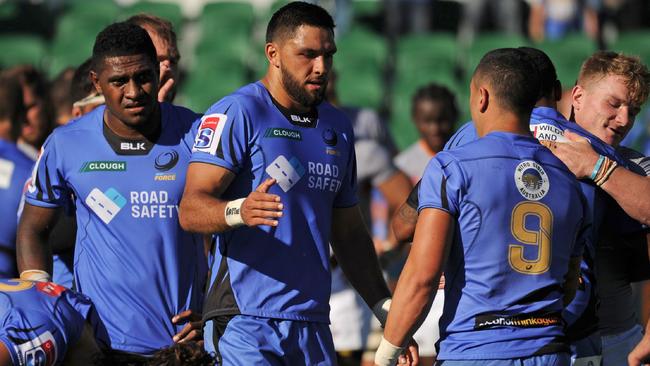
[0,73,25,140]
[473,48,541,116]
[578,51,650,108]
[126,13,180,62]
[92,22,158,71]
[266,1,335,43]
[518,47,558,100]
[411,83,459,123]
[71,58,96,104]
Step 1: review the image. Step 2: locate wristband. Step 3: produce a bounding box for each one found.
[224,198,246,228]
[372,297,391,327]
[375,336,404,366]
[20,270,51,282]
[590,155,605,180]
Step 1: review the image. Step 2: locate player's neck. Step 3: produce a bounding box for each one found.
[104,104,161,141]
[479,110,532,137]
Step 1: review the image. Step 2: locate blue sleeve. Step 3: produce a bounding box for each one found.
[333,132,359,208]
[444,121,477,151]
[24,135,72,208]
[190,98,251,174]
[418,153,464,216]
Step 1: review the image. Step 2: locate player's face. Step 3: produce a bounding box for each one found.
[413,99,454,153]
[279,25,336,108]
[145,26,179,101]
[573,74,640,147]
[92,54,159,128]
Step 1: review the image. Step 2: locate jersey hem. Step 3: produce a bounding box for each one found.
[189,155,237,174]
[24,197,61,209]
[204,308,330,324]
[437,343,568,360]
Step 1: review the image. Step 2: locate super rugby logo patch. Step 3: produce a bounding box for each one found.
[193,113,227,155]
[514,161,549,201]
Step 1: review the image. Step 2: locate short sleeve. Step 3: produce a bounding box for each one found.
[24,135,72,208]
[418,153,463,216]
[333,135,359,208]
[190,98,251,174]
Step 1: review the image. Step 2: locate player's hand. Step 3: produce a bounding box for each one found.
[242,178,283,227]
[541,130,599,179]
[399,339,419,365]
[628,334,650,366]
[172,310,203,345]
[157,77,175,103]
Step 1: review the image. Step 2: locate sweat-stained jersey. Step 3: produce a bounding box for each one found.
[0,140,33,278]
[191,81,358,324]
[419,132,589,359]
[0,279,92,366]
[23,103,207,355]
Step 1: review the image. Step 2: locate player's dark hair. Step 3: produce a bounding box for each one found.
[71,58,96,104]
[518,47,559,101]
[411,83,459,123]
[0,73,26,140]
[126,13,180,62]
[473,48,541,116]
[146,342,215,366]
[266,1,335,43]
[92,22,158,72]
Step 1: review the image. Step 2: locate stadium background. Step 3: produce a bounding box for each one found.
[1,0,650,151]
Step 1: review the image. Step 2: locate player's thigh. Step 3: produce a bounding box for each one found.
[292,320,336,366]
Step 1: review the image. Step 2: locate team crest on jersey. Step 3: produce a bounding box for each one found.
[193,113,227,155]
[14,330,57,366]
[514,161,549,201]
[530,123,568,142]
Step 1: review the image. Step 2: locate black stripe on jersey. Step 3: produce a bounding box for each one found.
[203,251,241,322]
[228,121,237,167]
[34,158,45,202]
[531,336,569,356]
[211,315,235,366]
[406,181,420,209]
[440,175,448,210]
[44,164,55,202]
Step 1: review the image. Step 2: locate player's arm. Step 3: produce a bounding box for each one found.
[330,205,391,310]
[628,319,650,366]
[391,181,420,243]
[563,256,582,306]
[376,170,413,250]
[179,163,283,234]
[16,204,59,279]
[547,131,650,226]
[376,208,454,366]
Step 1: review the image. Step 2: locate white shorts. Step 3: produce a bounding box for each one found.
[330,269,372,351]
[412,289,444,357]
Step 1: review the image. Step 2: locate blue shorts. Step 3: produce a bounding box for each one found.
[204,315,336,365]
[436,353,570,366]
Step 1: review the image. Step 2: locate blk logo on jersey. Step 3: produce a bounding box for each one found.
[85,187,127,224]
[266,155,305,192]
[193,113,227,155]
[120,142,146,151]
[531,123,568,142]
[514,161,549,201]
[14,330,57,366]
[0,158,15,189]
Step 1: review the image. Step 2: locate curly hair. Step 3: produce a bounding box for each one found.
[266,1,335,43]
[578,51,650,108]
[92,22,158,71]
[146,342,215,366]
[411,82,459,123]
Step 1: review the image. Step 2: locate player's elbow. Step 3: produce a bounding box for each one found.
[178,197,198,232]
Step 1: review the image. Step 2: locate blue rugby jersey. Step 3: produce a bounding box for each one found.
[191,81,358,324]
[419,132,589,359]
[23,103,207,355]
[0,140,33,278]
[0,279,92,366]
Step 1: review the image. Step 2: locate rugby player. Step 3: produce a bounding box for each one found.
[179,2,401,363]
[0,75,32,279]
[377,48,588,366]
[16,22,207,359]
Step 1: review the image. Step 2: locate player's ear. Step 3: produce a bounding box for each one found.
[90,70,102,95]
[266,43,280,69]
[478,87,489,113]
[571,84,584,112]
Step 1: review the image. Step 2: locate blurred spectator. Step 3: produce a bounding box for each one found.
[0,73,32,278]
[70,58,105,119]
[527,0,600,42]
[3,65,52,160]
[458,0,522,46]
[326,70,411,366]
[49,67,75,126]
[127,13,180,103]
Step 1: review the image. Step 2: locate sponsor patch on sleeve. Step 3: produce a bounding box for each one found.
[530,123,568,142]
[193,113,227,155]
